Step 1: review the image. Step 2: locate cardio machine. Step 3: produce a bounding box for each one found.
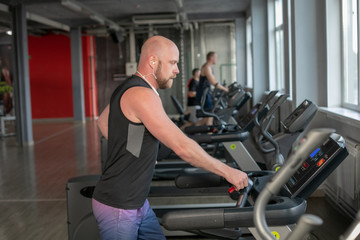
[160,128,349,239]
[251,99,318,170]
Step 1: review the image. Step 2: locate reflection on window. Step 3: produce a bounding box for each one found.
[343,0,359,107]
[274,0,285,92]
[246,17,253,88]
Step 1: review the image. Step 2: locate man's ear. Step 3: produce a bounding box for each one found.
[149,56,157,68]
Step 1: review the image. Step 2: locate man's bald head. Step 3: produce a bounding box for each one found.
[139,36,178,64]
[137,35,180,90]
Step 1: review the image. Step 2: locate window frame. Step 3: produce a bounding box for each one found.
[246,16,253,89]
[342,0,360,111]
[270,0,286,93]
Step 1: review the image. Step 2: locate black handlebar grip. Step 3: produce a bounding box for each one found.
[190,134,212,143]
[228,186,244,200]
[184,125,219,134]
[176,173,224,189]
[210,131,249,143]
[190,131,249,143]
[228,179,253,208]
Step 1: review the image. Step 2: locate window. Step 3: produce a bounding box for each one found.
[342,0,359,110]
[274,0,285,92]
[246,17,253,88]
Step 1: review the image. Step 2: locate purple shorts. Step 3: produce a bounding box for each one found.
[92,198,166,240]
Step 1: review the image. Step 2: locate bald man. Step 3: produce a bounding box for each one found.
[92,36,248,240]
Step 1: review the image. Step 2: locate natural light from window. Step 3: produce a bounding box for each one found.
[343,0,359,107]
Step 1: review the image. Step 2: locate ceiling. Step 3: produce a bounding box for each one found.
[0,0,249,35]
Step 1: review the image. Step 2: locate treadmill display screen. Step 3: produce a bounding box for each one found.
[282,100,316,131]
[237,106,259,128]
[310,148,320,158]
[286,136,345,198]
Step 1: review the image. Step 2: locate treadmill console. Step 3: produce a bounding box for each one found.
[285,133,348,199]
[228,82,243,97]
[282,100,318,133]
[228,90,246,108]
[237,104,269,131]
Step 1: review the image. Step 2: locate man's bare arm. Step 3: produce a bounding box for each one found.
[96,105,110,139]
[122,87,248,190]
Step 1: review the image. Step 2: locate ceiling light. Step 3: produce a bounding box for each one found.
[0,3,9,12]
[89,14,105,25]
[61,0,122,31]
[61,0,82,12]
[5,30,12,35]
[26,12,70,32]
[132,14,179,25]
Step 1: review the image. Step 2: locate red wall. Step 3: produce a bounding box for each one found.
[28,34,97,119]
[82,36,98,118]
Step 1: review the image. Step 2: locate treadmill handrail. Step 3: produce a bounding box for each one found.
[184,125,220,135]
[199,87,225,124]
[253,91,281,130]
[161,196,306,231]
[257,90,279,112]
[190,131,249,144]
[254,95,288,168]
[261,94,289,124]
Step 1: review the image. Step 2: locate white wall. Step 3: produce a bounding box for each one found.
[236,18,247,86]
[251,0,269,103]
[203,23,237,85]
[291,0,327,107]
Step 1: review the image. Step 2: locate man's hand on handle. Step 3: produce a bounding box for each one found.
[225,167,248,191]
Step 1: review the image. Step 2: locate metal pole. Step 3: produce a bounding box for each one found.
[11,3,33,146]
[70,27,85,122]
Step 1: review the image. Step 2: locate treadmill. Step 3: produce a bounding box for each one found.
[160,128,349,239]
[253,99,318,170]
[154,91,279,179]
[65,129,348,240]
[156,98,319,199]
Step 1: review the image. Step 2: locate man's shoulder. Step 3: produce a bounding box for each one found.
[122,85,156,103]
[112,75,148,100]
[117,75,148,90]
[202,64,211,72]
[124,75,143,84]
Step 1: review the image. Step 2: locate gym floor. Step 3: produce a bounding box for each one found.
[0,121,353,240]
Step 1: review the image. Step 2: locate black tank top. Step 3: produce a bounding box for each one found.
[93,75,159,209]
[196,75,213,109]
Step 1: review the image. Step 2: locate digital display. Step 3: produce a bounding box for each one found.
[317,158,325,167]
[310,148,320,158]
[285,135,347,199]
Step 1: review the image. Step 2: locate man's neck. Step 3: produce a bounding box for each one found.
[135,70,159,89]
[206,61,214,66]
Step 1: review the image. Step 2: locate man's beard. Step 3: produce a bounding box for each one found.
[155,61,175,89]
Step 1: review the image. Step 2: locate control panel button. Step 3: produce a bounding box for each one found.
[317,158,325,167]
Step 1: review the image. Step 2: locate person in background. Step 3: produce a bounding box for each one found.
[93,36,248,240]
[181,68,200,129]
[196,51,228,126]
[0,56,13,115]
